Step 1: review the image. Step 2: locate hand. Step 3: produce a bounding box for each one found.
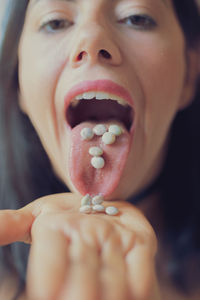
[0,193,161,300]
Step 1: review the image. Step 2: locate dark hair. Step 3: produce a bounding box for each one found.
[0,0,69,285]
[156,0,200,294]
[0,0,199,297]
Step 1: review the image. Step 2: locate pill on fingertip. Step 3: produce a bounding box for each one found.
[105,206,119,216]
[89,146,103,156]
[81,194,92,206]
[102,132,116,145]
[92,194,104,205]
[108,125,123,136]
[93,124,107,136]
[93,204,105,213]
[91,156,105,169]
[81,128,94,140]
[79,205,92,214]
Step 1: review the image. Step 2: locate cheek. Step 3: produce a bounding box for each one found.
[18,34,70,172]
[18,35,66,130]
[125,32,186,135]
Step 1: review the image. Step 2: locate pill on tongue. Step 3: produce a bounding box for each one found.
[91,156,105,169]
[109,124,122,136]
[89,146,103,156]
[93,124,107,136]
[81,127,94,140]
[102,132,116,145]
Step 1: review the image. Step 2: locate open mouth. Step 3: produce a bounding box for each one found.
[66,97,134,131]
[65,80,135,197]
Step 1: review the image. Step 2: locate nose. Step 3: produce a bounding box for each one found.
[69,22,122,68]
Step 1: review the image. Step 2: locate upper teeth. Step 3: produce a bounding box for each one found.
[71,91,128,107]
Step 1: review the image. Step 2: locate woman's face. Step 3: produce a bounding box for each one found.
[18,0,195,200]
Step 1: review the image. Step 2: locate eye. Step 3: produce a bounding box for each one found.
[40,18,72,33]
[120,14,157,30]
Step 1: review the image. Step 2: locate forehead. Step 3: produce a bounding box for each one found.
[29,0,168,6]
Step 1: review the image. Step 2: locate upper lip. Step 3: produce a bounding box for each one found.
[64,79,134,110]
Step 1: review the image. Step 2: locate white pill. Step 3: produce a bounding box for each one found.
[93,204,105,213]
[105,206,119,216]
[80,128,94,140]
[81,194,92,206]
[102,132,116,145]
[79,205,92,214]
[92,194,104,205]
[93,124,107,136]
[91,157,105,169]
[108,125,123,136]
[89,146,103,156]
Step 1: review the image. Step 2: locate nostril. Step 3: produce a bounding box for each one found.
[99,49,111,59]
[77,51,84,61]
[76,49,111,62]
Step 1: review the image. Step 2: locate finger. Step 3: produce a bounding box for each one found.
[0,192,80,246]
[26,217,70,300]
[119,204,154,237]
[126,245,157,300]
[0,209,34,245]
[100,234,129,300]
[60,232,100,300]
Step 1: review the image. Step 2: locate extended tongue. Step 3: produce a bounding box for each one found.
[69,121,131,197]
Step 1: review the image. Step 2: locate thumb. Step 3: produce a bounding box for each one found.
[0,207,35,246]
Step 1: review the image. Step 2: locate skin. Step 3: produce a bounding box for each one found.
[0,0,199,299]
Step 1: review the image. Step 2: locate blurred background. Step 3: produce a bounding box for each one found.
[0,0,7,35]
[0,0,6,21]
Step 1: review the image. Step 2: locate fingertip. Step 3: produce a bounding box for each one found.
[0,208,34,245]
